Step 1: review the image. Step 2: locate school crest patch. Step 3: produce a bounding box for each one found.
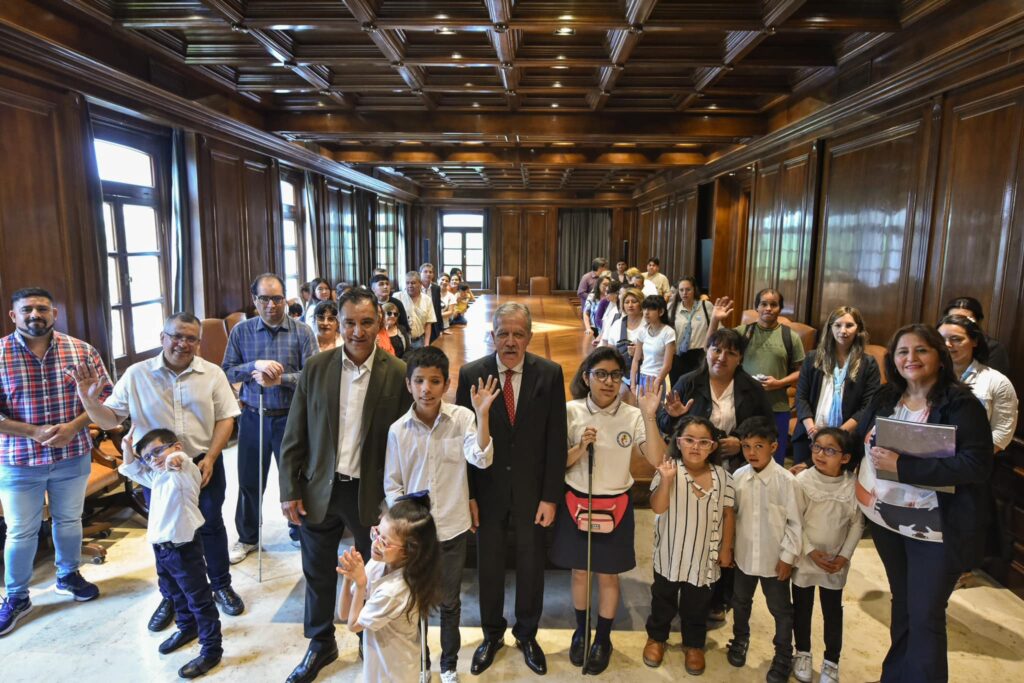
[617,431,633,448]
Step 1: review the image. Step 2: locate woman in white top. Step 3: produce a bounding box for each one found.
[667,276,713,385]
[303,277,333,329]
[631,295,676,399]
[601,287,645,405]
[312,301,343,352]
[550,346,665,675]
[438,273,456,334]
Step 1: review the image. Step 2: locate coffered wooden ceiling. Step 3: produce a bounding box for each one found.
[66,0,946,193]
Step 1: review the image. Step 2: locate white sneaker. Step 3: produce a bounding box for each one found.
[229,542,258,564]
[819,659,839,683]
[794,651,813,683]
[440,671,459,683]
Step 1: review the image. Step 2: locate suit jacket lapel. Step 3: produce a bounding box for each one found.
[515,354,539,431]
[325,350,343,464]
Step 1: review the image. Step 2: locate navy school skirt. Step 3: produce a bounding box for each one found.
[549,486,636,574]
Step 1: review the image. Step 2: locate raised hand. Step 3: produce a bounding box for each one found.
[470,375,500,414]
[664,391,694,418]
[635,381,662,418]
[68,362,105,403]
[121,425,137,463]
[336,547,367,587]
[655,455,677,481]
[711,296,734,322]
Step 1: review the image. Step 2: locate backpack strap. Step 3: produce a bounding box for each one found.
[781,324,794,369]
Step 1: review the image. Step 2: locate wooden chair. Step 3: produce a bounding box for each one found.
[224,311,247,334]
[529,276,552,295]
[496,275,517,295]
[864,344,889,384]
[199,318,229,366]
[787,321,818,353]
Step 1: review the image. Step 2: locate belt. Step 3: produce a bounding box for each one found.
[335,473,358,483]
[243,403,290,417]
[154,539,194,550]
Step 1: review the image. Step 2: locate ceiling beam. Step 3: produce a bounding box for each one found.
[331,147,705,168]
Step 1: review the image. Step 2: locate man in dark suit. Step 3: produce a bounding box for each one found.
[455,302,568,676]
[420,262,443,343]
[278,289,411,683]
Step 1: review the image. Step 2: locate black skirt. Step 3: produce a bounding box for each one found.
[549,486,636,574]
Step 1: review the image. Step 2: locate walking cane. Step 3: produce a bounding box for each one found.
[419,615,429,683]
[257,385,265,584]
[582,442,595,674]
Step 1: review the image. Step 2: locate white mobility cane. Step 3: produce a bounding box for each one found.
[582,442,595,675]
[419,615,429,683]
[257,385,265,584]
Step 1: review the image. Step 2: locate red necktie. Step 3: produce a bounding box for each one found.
[503,370,516,426]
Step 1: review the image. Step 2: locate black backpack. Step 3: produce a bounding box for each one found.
[613,315,633,367]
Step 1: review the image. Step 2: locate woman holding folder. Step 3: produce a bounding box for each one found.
[854,324,993,683]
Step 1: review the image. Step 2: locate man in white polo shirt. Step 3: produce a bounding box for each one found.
[72,312,242,630]
[395,270,437,349]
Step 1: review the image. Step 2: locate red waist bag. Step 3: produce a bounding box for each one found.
[564,490,628,533]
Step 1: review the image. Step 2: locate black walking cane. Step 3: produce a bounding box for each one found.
[582,442,595,674]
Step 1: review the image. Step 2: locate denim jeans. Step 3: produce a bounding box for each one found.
[0,454,90,599]
[235,408,293,545]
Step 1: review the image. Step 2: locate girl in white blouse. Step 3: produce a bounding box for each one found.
[644,416,735,675]
[338,494,440,683]
[792,428,864,683]
[631,295,676,399]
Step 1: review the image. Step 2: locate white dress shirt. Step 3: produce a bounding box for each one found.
[732,459,802,577]
[961,360,1018,450]
[104,355,241,458]
[336,347,376,477]
[395,290,436,339]
[565,396,645,495]
[384,402,493,541]
[710,380,737,436]
[792,467,864,590]
[641,280,660,298]
[357,559,418,683]
[496,355,525,406]
[120,452,204,544]
[647,272,671,298]
[813,372,837,428]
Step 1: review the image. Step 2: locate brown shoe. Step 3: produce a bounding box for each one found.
[643,638,666,668]
[685,647,706,675]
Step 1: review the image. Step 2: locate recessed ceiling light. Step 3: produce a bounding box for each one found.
[435,27,456,35]
[559,15,574,21]
[435,14,448,20]
[551,103,560,108]
[557,55,566,60]
[465,82,473,87]
[708,104,718,109]
[554,27,575,36]
[451,52,462,59]
[472,102,480,108]
[552,65,569,70]
[316,102,325,107]
[552,81,562,88]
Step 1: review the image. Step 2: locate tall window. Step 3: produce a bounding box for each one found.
[375,199,398,278]
[280,175,303,299]
[441,212,484,285]
[94,130,169,369]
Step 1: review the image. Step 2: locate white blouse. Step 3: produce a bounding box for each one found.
[961,360,1018,450]
[565,396,645,496]
[710,380,737,436]
[792,467,864,590]
[358,560,420,683]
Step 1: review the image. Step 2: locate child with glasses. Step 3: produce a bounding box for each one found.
[644,416,735,675]
[550,347,665,675]
[119,427,222,680]
[791,428,863,683]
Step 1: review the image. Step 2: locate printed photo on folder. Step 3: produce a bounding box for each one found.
[874,417,956,493]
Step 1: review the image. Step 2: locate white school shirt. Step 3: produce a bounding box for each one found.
[652,464,735,586]
[732,459,802,577]
[104,355,241,459]
[647,272,671,298]
[336,347,376,477]
[565,396,646,496]
[496,356,524,405]
[637,324,676,376]
[601,315,640,347]
[673,301,711,351]
[961,360,1018,450]
[395,291,436,339]
[358,560,419,683]
[600,302,620,334]
[119,452,204,544]
[641,280,660,298]
[384,403,494,541]
[710,380,737,436]
[792,467,864,590]
[440,290,457,329]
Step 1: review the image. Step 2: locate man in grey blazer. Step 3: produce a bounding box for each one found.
[279,289,411,683]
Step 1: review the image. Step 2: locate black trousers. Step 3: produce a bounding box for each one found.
[299,478,371,649]
[669,348,706,388]
[711,566,734,612]
[732,568,793,660]
[646,572,715,648]
[476,502,546,641]
[793,584,844,663]
[439,531,469,671]
[155,539,222,659]
[870,521,959,683]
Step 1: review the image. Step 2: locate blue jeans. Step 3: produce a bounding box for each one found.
[774,411,791,464]
[0,455,91,599]
[235,407,293,545]
[156,539,222,658]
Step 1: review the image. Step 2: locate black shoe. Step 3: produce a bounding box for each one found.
[212,587,244,616]
[148,597,175,632]
[515,637,547,675]
[583,640,612,675]
[569,630,585,667]
[470,638,504,675]
[766,653,793,683]
[178,654,221,679]
[285,644,339,683]
[726,637,749,668]
[159,630,198,655]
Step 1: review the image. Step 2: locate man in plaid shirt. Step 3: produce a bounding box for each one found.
[0,287,113,636]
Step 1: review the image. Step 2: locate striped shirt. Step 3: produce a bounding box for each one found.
[0,331,112,467]
[652,464,735,586]
[222,315,316,411]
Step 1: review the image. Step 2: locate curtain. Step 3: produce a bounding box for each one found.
[557,209,612,290]
[482,208,492,289]
[169,129,192,313]
[303,170,323,277]
[81,100,116,375]
[353,188,376,284]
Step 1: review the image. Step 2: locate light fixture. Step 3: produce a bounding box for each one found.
[554,27,575,36]
[552,81,562,88]
[552,64,569,70]
[435,14,449,20]
[558,15,574,21]
[708,104,718,109]
[551,103,560,108]
[451,52,462,59]
[472,102,480,108]
[435,27,456,35]
[465,82,473,86]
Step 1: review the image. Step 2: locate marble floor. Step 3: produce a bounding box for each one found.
[3,445,1023,682]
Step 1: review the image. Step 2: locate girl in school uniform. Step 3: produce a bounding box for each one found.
[550,346,666,675]
[644,416,736,675]
[792,428,864,683]
[338,494,441,682]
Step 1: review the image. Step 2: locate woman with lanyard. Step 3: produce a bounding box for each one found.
[601,287,645,406]
[550,346,666,675]
[855,324,992,682]
[936,314,1017,583]
[790,306,881,470]
[668,276,712,386]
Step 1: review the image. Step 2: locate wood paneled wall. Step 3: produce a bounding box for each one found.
[636,190,699,285]
[0,70,110,358]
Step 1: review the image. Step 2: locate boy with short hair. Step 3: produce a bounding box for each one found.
[121,428,222,680]
[383,347,499,683]
[727,416,802,683]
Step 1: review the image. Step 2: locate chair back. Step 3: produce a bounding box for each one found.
[787,321,818,353]
[496,275,517,295]
[225,311,247,334]
[529,276,551,295]
[199,318,229,366]
[864,344,889,384]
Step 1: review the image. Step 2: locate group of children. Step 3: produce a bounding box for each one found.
[123,342,863,682]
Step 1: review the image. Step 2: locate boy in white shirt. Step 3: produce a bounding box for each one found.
[727,416,802,683]
[121,428,222,679]
[384,347,498,682]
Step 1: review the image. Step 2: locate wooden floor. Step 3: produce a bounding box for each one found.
[433,293,595,401]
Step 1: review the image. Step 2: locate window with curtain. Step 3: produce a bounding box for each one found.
[375,198,398,278]
[280,173,305,299]
[557,209,612,290]
[441,211,484,285]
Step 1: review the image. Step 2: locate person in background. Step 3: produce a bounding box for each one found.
[334,282,353,300]
[942,296,1010,375]
[612,260,629,284]
[645,258,671,300]
[381,302,409,359]
[585,275,612,337]
[0,287,113,636]
[289,302,304,320]
[630,295,675,400]
[577,258,609,334]
[667,276,713,386]
[451,283,471,326]
[369,273,409,334]
[601,287,645,404]
[313,301,342,352]
[438,273,456,335]
[593,281,622,346]
[396,270,437,349]
[452,272,475,304]
[626,268,659,298]
[303,278,333,329]
[420,263,444,342]
[299,282,312,308]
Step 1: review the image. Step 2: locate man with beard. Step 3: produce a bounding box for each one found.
[0,288,113,635]
[72,311,244,636]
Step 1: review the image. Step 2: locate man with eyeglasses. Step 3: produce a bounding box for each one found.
[73,311,243,631]
[223,273,316,562]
